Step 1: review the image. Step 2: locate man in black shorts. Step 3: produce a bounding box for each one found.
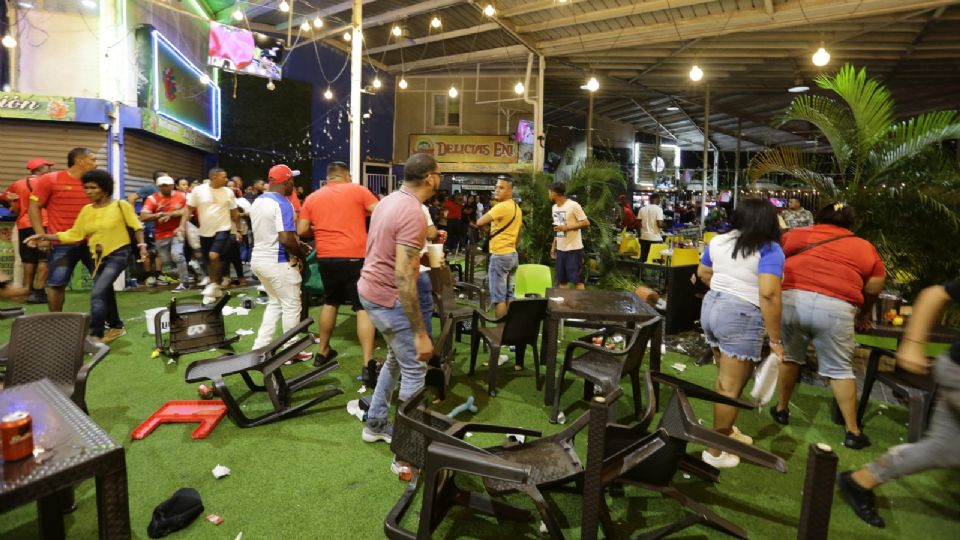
[0,158,53,303]
[297,162,379,369]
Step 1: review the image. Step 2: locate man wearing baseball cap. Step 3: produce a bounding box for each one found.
[0,158,53,303]
[249,164,310,355]
[141,176,189,291]
[297,161,379,371]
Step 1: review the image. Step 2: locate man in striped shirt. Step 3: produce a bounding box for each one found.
[28,147,99,312]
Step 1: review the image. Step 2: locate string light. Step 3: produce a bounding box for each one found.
[266,80,276,91]
[313,16,323,28]
[372,77,382,89]
[1,34,16,48]
[343,31,351,41]
[514,81,524,95]
[431,16,442,28]
[812,46,830,67]
[398,78,408,90]
[199,74,210,85]
[583,76,599,92]
[392,25,402,37]
[483,4,496,17]
[231,7,243,21]
[279,1,290,13]
[300,21,311,32]
[689,65,704,81]
[448,84,458,98]
[323,88,333,100]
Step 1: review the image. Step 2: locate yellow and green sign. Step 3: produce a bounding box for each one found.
[0,92,76,121]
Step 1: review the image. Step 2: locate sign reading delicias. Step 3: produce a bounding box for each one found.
[410,135,518,164]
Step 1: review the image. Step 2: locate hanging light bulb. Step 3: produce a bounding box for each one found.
[448,84,458,98]
[300,21,311,32]
[431,16,442,28]
[398,77,408,90]
[483,4,496,17]
[1,34,16,48]
[266,80,276,91]
[812,46,830,67]
[199,74,210,86]
[514,81,524,95]
[323,88,333,100]
[231,7,243,21]
[689,64,704,81]
[584,76,599,92]
[343,31,352,41]
[372,77,382,89]
[313,16,323,28]
[279,0,289,13]
[392,25,402,37]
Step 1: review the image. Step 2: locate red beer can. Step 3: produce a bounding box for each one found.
[1,411,34,462]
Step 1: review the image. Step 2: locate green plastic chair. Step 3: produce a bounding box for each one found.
[514,264,552,298]
[302,251,325,295]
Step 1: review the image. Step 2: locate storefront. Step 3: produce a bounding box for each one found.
[409,134,530,193]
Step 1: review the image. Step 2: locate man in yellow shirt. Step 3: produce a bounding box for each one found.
[476,176,522,318]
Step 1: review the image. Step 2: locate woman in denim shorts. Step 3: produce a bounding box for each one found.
[697,198,785,469]
[771,203,886,449]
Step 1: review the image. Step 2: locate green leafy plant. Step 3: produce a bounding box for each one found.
[749,64,960,299]
[514,170,555,266]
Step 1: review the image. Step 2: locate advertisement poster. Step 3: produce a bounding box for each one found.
[141,109,216,152]
[0,92,75,121]
[150,29,221,140]
[208,22,284,81]
[410,134,519,164]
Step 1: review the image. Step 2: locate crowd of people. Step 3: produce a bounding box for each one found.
[0,148,955,532]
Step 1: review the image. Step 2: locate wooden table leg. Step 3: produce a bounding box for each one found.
[542,317,560,407]
[37,493,66,540]
[96,463,131,540]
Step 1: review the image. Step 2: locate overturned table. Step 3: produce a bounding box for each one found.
[540,288,662,408]
[0,379,130,539]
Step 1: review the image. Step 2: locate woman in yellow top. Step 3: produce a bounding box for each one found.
[28,169,146,343]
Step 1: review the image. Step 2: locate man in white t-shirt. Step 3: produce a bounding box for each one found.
[249,164,310,352]
[637,193,665,263]
[548,182,590,289]
[178,167,242,302]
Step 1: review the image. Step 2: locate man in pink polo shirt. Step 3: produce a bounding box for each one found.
[359,153,440,445]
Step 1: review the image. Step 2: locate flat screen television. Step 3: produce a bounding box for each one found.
[208,22,284,80]
[769,197,786,208]
[516,119,535,145]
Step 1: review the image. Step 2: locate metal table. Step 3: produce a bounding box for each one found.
[0,379,130,539]
[540,288,662,407]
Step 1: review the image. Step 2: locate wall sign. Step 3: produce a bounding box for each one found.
[410,134,518,164]
[0,92,75,121]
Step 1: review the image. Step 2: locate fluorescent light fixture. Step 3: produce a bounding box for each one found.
[788,84,810,93]
[666,104,679,111]
[151,29,221,140]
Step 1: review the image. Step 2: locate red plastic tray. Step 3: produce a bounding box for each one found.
[132,400,228,440]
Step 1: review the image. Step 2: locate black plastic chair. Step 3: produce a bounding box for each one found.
[858,349,936,442]
[156,293,240,359]
[184,318,343,427]
[609,371,787,539]
[430,264,486,342]
[552,316,662,423]
[1,312,110,413]
[469,298,548,396]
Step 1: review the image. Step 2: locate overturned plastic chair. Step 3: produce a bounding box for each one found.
[156,293,240,359]
[184,318,342,427]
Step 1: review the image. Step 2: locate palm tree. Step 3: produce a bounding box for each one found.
[749,64,960,298]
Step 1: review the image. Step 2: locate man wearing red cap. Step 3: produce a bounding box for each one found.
[0,158,53,303]
[28,147,98,312]
[249,164,310,352]
[178,167,243,303]
[297,161,379,370]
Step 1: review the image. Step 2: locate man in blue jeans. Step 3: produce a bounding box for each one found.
[476,176,523,318]
[358,153,440,445]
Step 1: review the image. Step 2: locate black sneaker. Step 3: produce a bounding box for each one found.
[770,405,790,425]
[844,430,871,450]
[837,471,885,528]
[313,348,338,368]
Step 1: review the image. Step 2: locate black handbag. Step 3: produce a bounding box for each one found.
[147,487,204,538]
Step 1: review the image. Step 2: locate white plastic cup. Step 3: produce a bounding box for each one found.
[427,244,444,268]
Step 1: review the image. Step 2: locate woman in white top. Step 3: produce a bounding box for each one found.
[697,198,785,469]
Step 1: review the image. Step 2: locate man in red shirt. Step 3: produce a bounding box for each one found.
[297,161,379,370]
[1,158,53,303]
[442,193,464,252]
[28,147,99,312]
[619,195,638,232]
[141,176,190,291]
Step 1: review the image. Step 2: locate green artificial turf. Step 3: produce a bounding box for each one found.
[1,288,958,539]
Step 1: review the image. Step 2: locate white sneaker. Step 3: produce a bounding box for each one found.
[198,276,211,287]
[730,426,753,445]
[202,295,217,305]
[498,354,510,366]
[701,450,740,469]
[201,283,221,297]
[145,276,157,287]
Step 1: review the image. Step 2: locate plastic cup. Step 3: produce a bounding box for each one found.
[427,244,444,268]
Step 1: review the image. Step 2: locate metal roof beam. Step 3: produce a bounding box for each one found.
[365,22,499,54]
[516,0,713,34]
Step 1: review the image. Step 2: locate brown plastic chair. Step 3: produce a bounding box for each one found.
[1,312,109,413]
[552,316,662,423]
[609,371,787,539]
[857,349,936,442]
[156,293,240,358]
[184,318,343,427]
[469,298,548,396]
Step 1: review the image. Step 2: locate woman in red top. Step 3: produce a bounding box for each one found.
[771,202,886,449]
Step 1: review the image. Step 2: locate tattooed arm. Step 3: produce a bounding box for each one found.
[395,243,434,361]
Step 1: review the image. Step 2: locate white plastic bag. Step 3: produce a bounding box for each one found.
[751,353,781,405]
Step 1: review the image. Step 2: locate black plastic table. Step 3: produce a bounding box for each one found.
[540,288,662,407]
[0,379,130,539]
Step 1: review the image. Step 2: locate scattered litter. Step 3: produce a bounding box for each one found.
[234,308,250,316]
[671,362,687,372]
[549,296,564,302]
[682,473,691,480]
[212,464,231,478]
[235,329,254,336]
[465,432,473,438]
[151,349,161,359]
[222,306,251,316]
[358,385,367,394]
[506,434,526,444]
[540,521,548,533]
[661,344,667,354]
[234,533,243,540]
[448,396,478,418]
[206,514,223,525]
[346,400,365,422]
[878,403,889,410]
[236,293,247,298]
[167,358,176,365]
[556,412,566,424]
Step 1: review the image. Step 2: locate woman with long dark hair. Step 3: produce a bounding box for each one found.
[697,198,785,468]
[771,202,885,449]
[27,169,146,343]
